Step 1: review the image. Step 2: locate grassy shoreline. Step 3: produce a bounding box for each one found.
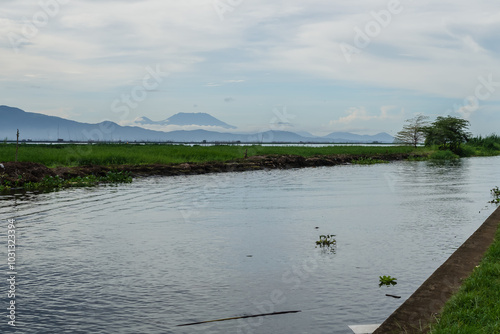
[0,143,424,167]
[0,143,498,193]
[0,144,429,192]
[430,218,500,333]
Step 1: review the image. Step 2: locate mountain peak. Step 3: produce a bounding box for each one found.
[165,112,236,129]
[134,112,237,129]
[134,116,156,125]
[0,105,25,113]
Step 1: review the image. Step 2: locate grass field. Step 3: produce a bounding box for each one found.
[430,221,500,333]
[0,144,423,167]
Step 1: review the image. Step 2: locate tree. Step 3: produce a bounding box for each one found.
[423,116,471,153]
[394,114,429,148]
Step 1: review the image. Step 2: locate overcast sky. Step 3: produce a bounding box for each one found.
[1,0,499,135]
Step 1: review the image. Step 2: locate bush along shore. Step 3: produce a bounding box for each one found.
[0,145,428,192]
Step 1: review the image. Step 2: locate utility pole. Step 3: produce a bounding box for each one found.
[15,129,19,162]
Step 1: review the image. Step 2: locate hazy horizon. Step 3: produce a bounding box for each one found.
[0,105,397,142]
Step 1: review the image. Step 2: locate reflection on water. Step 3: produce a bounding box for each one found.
[0,156,499,333]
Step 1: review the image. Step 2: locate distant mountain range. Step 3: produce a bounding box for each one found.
[0,106,394,143]
[323,131,395,143]
[134,112,237,129]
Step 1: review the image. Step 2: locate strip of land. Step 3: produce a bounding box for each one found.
[0,151,422,190]
[0,143,434,190]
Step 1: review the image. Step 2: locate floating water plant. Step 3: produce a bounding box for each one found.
[315,234,336,253]
[489,186,500,204]
[316,234,336,247]
[379,275,397,287]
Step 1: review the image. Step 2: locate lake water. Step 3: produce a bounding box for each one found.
[1,157,499,333]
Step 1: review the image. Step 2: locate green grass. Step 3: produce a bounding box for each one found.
[463,134,500,157]
[0,143,421,167]
[430,223,500,333]
[1,134,498,167]
[491,187,500,204]
[420,134,500,158]
[429,150,460,160]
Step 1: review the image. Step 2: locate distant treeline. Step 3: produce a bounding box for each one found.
[426,134,500,160]
[456,134,500,158]
[467,134,500,151]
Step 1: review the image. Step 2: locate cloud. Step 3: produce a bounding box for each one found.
[330,107,368,125]
[331,106,399,125]
[118,120,235,133]
[454,98,482,120]
[257,1,500,99]
[461,35,485,53]
[3,1,499,98]
[1,0,499,135]
[224,79,245,83]
[205,79,246,87]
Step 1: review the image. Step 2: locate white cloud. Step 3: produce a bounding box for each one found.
[224,79,245,83]
[255,1,500,98]
[118,120,235,133]
[205,79,246,87]
[330,107,369,125]
[461,35,485,53]
[330,105,400,125]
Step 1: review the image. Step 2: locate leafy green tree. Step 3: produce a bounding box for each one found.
[394,114,429,148]
[423,116,471,153]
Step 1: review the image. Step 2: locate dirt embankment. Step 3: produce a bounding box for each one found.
[0,162,57,185]
[0,153,416,187]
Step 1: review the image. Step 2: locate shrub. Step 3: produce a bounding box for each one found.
[429,150,459,160]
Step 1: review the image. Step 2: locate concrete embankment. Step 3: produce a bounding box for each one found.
[373,206,500,334]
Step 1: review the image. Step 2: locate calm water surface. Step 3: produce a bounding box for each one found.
[1,157,499,333]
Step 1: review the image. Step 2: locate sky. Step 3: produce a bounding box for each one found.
[1,0,499,136]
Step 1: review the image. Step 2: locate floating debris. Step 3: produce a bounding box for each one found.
[177,310,301,327]
[385,294,401,299]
